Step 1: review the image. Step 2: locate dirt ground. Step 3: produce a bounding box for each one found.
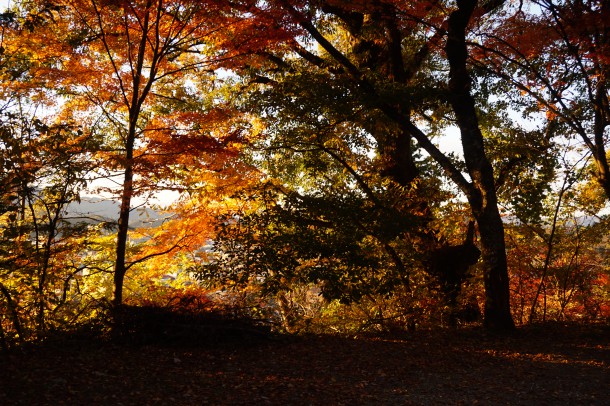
[1,323,608,405]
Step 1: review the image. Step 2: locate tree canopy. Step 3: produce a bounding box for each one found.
[0,0,608,345]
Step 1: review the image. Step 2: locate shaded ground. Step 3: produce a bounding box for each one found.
[1,323,608,405]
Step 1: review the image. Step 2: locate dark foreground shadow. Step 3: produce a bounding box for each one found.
[1,322,608,405]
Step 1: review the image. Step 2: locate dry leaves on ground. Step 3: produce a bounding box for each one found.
[1,323,608,405]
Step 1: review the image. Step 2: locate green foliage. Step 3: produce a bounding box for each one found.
[197,181,425,305]
[197,24,464,331]
[471,72,560,226]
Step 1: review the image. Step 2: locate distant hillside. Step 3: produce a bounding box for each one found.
[66,197,168,228]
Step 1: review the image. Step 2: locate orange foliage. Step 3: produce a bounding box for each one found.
[506,226,610,324]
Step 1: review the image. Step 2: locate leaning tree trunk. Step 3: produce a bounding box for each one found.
[445,0,514,330]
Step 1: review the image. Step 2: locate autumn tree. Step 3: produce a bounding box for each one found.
[9,0,267,308]
[475,0,610,201]
[0,0,287,320]
[216,0,516,329]
[193,0,462,330]
[505,156,610,324]
[0,3,104,345]
[0,107,99,343]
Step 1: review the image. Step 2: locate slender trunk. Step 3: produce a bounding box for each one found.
[24,191,47,332]
[112,104,139,308]
[37,205,62,333]
[542,283,547,322]
[112,160,133,308]
[0,317,8,353]
[276,292,296,334]
[529,173,569,322]
[112,1,152,308]
[446,0,514,330]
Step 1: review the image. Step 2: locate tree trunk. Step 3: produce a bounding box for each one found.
[112,112,138,308]
[476,208,514,329]
[283,0,514,328]
[112,111,138,308]
[111,1,151,308]
[445,0,514,330]
[593,76,610,200]
[0,282,24,343]
[112,164,133,308]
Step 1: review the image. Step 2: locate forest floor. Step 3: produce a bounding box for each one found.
[0,322,608,405]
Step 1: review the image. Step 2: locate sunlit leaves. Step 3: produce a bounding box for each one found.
[0,109,100,341]
[506,217,610,324]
